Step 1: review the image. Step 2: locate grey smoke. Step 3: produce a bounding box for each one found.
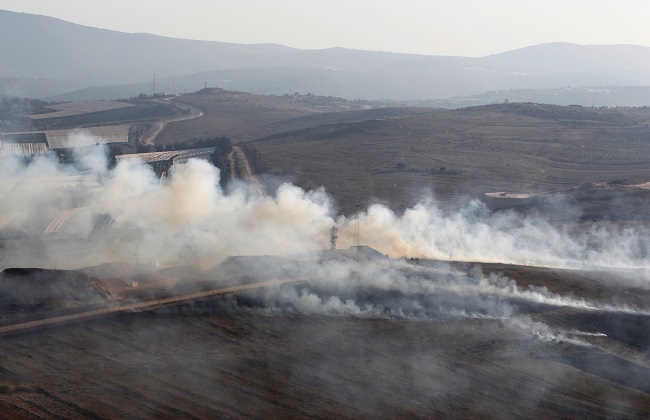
[242,258,649,321]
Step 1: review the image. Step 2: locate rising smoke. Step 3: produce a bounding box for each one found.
[1,135,649,278]
[233,257,649,322]
[2,134,649,346]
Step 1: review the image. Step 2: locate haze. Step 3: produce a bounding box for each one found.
[1,0,649,56]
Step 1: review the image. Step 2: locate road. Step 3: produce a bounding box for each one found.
[140,97,204,146]
[136,98,263,198]
[0,277,307,336]
[228,145,266,198]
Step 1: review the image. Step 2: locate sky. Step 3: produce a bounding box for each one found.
[0,0,649,57]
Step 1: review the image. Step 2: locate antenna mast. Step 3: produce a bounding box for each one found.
[353,205,361,247]
[329,226,338,251]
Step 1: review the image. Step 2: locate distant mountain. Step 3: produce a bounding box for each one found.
[2,10,650,103]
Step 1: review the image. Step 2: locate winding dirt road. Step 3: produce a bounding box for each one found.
[140,97,204,146]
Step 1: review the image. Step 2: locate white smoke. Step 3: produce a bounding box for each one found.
[0,140,335,268]
[1,133,649,293]
[505,316,594,347]
[248,258,649,321]
[343,199,650,272]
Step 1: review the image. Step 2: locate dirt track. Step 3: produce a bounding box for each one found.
[0,277,306,336]
[140,97,203,146]
[228,145,265,197]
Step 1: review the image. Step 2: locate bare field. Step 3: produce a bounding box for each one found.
[155,89,424,145]
[28,99,179,132]
[30,101,134,120]
[155,89,319,144]
[249,104,650,213]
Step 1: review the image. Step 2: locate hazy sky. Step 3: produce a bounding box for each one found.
[1,0,648,56]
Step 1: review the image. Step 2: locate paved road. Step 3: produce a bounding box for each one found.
[0,277,307,336]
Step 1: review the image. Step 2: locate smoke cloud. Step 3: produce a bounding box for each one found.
[351,199,650,272]
[240,257,649,321]
[3,135,650,391]
[1,133,650,288]
[3,132,649,419]
[1,140,335,269]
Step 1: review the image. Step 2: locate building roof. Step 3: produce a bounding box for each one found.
[115,147,216,164]
[45,125,130,149]
[0,132,48,143]
[1,125,130,149]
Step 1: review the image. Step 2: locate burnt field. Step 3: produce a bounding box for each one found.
[0,257,649,419]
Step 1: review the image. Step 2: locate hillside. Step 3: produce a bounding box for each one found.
[154,88,427,144]
[0,268,128,322]
[249,103,650,214]
[0,259,648,418]
[2,10,650,102]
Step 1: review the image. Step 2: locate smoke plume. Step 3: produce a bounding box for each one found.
[1,135,650,287]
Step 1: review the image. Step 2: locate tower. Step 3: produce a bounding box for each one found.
[330,226,338,251]
[353,205,361,247]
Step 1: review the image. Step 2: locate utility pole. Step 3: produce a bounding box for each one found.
[330,226,338,251]
[353,205,361,247]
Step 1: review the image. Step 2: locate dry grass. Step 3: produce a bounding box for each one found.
[155,90,320,144]
[30,101,134,120]
[155,89,422,145]
[249,104,650,214]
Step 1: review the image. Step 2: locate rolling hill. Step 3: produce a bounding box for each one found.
[248,102,650,214]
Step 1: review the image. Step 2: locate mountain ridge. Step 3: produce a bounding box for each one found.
[2,9,650,102]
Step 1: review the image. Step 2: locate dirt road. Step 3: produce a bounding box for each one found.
[228,145,265,198]
[140,97,204,146]
[0,277,307,336]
